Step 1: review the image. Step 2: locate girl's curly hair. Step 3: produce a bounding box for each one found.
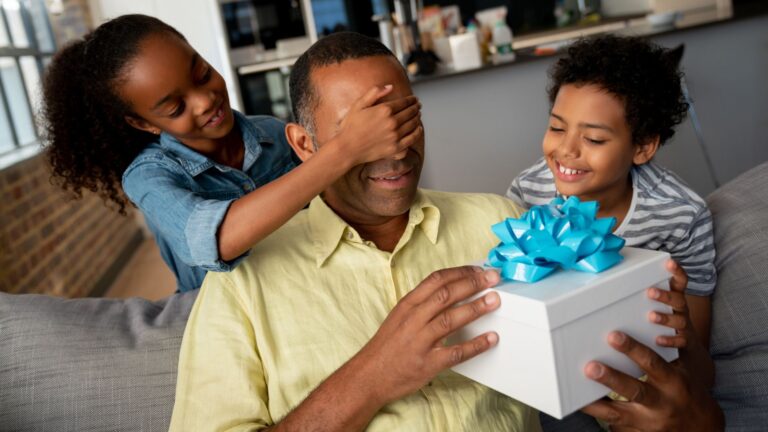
[41,14,185,214]
[548,35,689,146]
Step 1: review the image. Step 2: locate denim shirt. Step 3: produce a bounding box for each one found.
[122,111,297,292]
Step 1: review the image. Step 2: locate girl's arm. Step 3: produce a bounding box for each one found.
[218,85,422,261]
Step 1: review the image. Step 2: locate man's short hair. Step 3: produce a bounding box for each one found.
[289,32,401,134]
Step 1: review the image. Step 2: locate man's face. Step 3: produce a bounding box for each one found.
[310,56,424,225]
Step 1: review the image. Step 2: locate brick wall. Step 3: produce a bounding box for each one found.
[0,153,143,297]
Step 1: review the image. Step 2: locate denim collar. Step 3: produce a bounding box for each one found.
[158,111,272,176]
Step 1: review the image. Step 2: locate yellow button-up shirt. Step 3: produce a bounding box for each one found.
[170,189,540,431]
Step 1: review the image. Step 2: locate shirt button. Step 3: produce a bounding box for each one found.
[346,232,354,239]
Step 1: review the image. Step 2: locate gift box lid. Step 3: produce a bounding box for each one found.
[484,247,671,330]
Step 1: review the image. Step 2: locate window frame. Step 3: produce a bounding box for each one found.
[0,0,55,165]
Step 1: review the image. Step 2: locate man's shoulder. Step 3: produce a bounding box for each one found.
[421,189,523,219]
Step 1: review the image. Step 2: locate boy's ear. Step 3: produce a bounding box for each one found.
[285,123,317,162]
[124,115,161,135]
[633,135,661,165]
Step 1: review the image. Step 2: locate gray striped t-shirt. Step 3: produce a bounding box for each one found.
[506,158,716,296]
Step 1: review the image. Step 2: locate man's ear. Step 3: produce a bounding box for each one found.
[285,123,317,162]
[633,135,660,165]
[124,115,161,135]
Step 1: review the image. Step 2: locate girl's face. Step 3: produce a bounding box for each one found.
[119,32,235,151]
[542,83,652,203]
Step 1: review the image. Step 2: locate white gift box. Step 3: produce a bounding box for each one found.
[449,247,678,419]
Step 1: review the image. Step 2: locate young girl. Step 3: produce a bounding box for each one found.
[507,35,716,394]
[42,15,422,292]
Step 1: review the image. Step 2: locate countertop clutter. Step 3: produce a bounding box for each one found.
[409,2,762,84]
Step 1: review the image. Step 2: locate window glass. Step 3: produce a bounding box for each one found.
[0,85,15,153]
[0,11,10,47]
[28,0,54,51]
[0,57,35,145]
[2,0,31,48]
[19,56,39,111]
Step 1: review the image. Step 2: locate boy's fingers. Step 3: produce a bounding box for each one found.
[666,260,688,293]
[647,288,687,311]
[351,84,394,111]
[648,311,688,330]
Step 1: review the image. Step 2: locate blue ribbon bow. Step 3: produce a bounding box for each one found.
[487,197,626,283]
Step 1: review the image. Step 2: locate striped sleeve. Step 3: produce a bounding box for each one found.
[666,206,717,296]
[506,175,528,209]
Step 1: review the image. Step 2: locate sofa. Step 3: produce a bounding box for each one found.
[2,161,767,432]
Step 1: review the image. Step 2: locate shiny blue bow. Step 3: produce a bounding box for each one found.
[487,197,626,283]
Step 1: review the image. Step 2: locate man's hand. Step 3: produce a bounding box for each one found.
[581,331,724,432]
[271,266,502,432]
[330,85,423,167]
[353,265,502,406]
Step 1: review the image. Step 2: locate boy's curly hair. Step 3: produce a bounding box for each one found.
[41,14,185,214]
[548,35,689,146]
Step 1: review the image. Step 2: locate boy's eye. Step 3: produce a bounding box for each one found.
[549,126,564,133]
[585,137,606,144]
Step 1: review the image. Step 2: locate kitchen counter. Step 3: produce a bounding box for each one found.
[411,2,767,85]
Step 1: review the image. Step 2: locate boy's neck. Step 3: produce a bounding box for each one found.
[582,174,634,229]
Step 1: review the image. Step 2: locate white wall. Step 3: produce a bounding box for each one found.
[88,0,242,110]
[415,14,768,198]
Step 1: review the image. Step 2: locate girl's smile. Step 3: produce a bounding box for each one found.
[119,32,238,160]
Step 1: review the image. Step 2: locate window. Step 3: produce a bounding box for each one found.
[0,0,55,164]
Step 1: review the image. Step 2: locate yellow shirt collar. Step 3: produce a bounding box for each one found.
[308,190,441,267]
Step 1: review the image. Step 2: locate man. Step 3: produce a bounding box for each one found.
[170,32,723,432]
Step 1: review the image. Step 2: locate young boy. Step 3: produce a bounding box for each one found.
[507,35,716,366]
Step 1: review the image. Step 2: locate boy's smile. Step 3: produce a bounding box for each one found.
[543,83,652,218]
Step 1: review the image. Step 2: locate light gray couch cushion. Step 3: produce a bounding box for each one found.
[0,290,198,432]
[707,161,768,431]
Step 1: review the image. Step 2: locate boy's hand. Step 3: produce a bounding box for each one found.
[646,260,696,350]
[332,85,422,166]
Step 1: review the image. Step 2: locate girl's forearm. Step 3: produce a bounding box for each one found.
[216,144,351,261]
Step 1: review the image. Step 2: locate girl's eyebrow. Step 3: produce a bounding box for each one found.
[151,54,200,110]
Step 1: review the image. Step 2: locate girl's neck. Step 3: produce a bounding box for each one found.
[182,128,245,170]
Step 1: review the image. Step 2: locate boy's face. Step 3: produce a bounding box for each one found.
[305,55,424,225]
[542,83,639,202]
[119,32,235,150]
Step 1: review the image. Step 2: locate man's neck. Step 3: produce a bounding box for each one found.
[349,214,410,253]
